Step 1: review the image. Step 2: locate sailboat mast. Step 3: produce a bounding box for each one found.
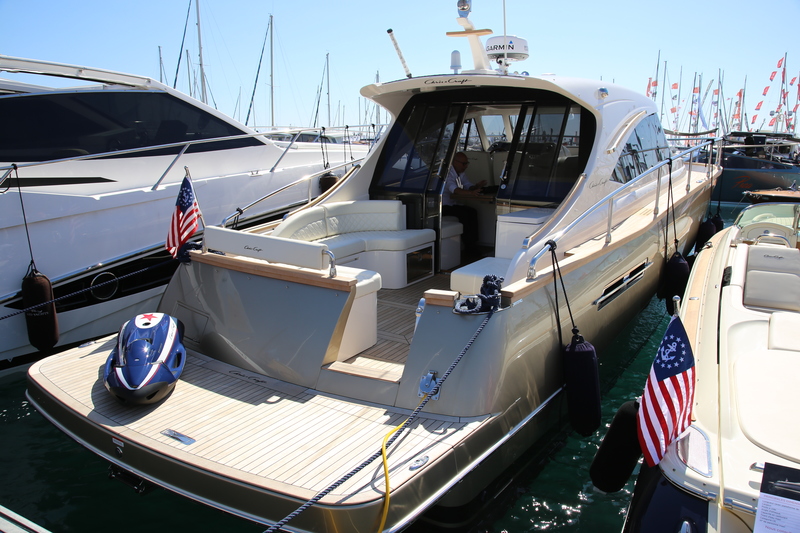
[196,0,207,104]
[270,14,274,128]
[326,53,331,127]
[660,59,666,124]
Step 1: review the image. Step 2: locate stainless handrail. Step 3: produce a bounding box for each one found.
[0,128,364,193]
[220,161,362,228]
[526,139,715,280]
[0,167,12,188]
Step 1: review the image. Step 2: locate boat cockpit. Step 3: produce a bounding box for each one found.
[367,87,596,269]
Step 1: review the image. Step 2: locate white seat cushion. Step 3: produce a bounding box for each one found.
[318,234,367,258]
[744,245,800,311]
[442,217,464,239]
[768,312,800,351]
[325,200,404,234]
[337,266,382,298]
[271,205,328,241]
[450,257,511,295]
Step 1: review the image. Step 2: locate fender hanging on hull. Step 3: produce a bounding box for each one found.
[22,268,59,351]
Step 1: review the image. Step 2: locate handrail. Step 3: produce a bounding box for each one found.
[526,139,715,280]
[220,161,362,228]
[0,127,367,193]
[0,167,12,188]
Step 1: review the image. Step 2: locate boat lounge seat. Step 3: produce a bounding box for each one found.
[271,200,436,288]
[743,244,800,312]
[440,216,463,270]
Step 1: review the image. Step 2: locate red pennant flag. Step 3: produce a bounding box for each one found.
[794,104,799,113]
[770,71,777,81]
[692,86,700,94]
[769,117,777,127]
[763,86,770,96]
[791,77,797,86]
[671,82,678,90]
[670,107,677,114]
[736,89,743,97]
[733,113,740,119]
[752,115,758,124]
[777,57,784,68]
[713,89,719,95]
[756,101,763,110]
[646,78,652,97]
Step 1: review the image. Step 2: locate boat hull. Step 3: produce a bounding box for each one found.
[1,143,365,363]
[25,173,712,531]
[713,166,800,203]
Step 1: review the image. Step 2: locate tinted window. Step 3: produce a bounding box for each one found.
[612,114,670,183]
[0,90,261,161]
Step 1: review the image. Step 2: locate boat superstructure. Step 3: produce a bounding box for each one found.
[621,202,800,533]
[0,55,367,362]
[712,131,800,203]
[26,3,719,531]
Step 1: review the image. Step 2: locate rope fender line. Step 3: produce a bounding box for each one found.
[263,279,502,533]
[0,257,177,323]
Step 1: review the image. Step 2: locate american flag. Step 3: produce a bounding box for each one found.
[166,175,202,258]
[637,315,696,467]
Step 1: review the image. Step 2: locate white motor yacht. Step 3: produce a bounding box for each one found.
[620,202,800,533]
[0,55,367,362]
[26,2,720,531]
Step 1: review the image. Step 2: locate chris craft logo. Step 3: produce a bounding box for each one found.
[424,78,471,85]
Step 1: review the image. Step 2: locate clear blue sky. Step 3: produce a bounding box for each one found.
[1,0,798,132]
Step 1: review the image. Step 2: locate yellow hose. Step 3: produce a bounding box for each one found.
[377,394,427,532]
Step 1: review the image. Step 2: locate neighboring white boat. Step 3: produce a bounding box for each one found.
[0,55,367,362]
[26,2,720,531]
[619,202,800,533]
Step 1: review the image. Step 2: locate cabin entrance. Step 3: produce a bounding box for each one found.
[368,87,595,271]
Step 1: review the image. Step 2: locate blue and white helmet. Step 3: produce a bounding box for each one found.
[103,313,186,405]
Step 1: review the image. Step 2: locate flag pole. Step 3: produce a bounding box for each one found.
[183,166,207,254]
[184,166,206,230]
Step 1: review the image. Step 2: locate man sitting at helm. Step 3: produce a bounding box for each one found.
[443,152,486,258]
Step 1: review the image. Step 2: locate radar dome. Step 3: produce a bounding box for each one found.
[485,36,529,64]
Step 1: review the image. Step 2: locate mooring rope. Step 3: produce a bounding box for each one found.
[262,282,500,533]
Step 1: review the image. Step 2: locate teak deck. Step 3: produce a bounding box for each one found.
[28,274,489,505]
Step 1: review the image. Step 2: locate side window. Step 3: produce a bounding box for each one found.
[612,139,639,183]
[373,103,458,191]
[633,115,663,170]
[612,114,672,183]
[0,91,260,162]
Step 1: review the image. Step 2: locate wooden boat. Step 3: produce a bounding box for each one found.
[621,202,800,532]
[743,187,800,203]
[26,2,719,531]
